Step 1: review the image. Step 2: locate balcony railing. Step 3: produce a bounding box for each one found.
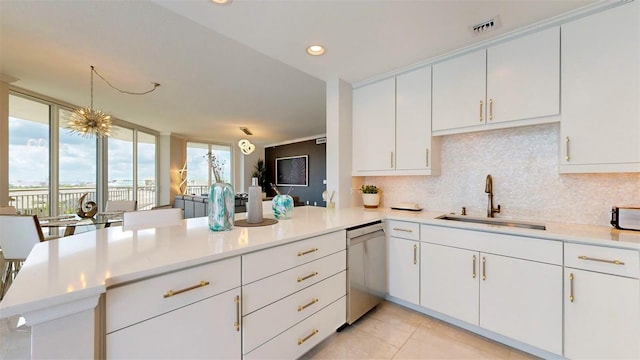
[9,186,158,216]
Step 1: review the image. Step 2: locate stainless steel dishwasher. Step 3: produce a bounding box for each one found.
[346,221,386,325]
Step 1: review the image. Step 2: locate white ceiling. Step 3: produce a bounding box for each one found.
[0,0,596,146]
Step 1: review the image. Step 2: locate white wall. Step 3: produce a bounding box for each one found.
[367,123,640,227]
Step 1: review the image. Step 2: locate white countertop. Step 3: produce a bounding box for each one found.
[1,206,639,320]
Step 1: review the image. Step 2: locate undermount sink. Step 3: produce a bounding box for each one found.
[436,214,547,231]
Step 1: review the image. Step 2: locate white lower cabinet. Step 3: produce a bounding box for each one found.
[419,225,562,355]
[479,253,562,355]
[420,242,479,324]
[388,236,420,305]
[242,234,346,359]
[105,257,242,359]
[564,243,640,359]
[107,288,241,359]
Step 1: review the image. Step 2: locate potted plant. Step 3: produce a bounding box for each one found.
[251,158,267,198]
[360,185,381,208]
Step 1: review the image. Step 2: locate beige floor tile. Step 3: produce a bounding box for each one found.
[353,314,416,349]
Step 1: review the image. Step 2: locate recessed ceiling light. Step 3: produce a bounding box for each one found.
[211,0,232,5]
[306,45,325,56]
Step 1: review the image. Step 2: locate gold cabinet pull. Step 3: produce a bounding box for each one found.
[413,244,418,265]
[234,295,241,331]
[482,257,486,280]
[393,227,413,232]
[297,248,318,257]
[390,152,394,168]
[565,137,570,161]
[297,298,319,312]
[479,100,483,122]
[163,280,210,298]
[425,148,429,167]
[578,255,625,266]
[297,271,319,283]
[298,329,319,345]
[489,99,493,120]
[569,273,575,303]
[472,255,477,279]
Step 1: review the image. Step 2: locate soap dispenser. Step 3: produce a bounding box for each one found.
[247,177,263,224]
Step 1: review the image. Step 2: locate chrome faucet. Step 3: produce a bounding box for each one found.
[484,174,501,218]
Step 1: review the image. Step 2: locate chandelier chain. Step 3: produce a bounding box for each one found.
[91,65,160,96]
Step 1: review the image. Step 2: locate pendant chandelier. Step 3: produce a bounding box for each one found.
[67,65,160,138]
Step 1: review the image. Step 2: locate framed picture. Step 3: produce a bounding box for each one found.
[276,155,308,187]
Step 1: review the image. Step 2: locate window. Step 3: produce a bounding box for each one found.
[186,142,232,195]
[58,108,97,215]
[8,94,50,216]
[137,131,157,209]
[107,126,134,205]
[7,91,159,215]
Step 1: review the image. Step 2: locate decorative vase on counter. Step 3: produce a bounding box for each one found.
[272,194,294,220]
[208,182,235,231]
[362,193,380,208]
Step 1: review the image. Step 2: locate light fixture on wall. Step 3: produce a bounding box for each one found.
[238,139,255,155]
[67,65,160,138]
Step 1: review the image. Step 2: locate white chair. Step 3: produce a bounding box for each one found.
[122,208,183,230]
[104,200,137,212]
[0,215,45,300]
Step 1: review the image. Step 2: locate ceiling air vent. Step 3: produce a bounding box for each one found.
[470,16,501,36]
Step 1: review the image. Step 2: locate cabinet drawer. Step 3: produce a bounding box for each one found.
[565,243,639,278]
[244,296,346,360]
[243,250,346,315]
[387,220,420,240]
[243,230,346,285]
[243,271,346,354]
[107,257,240,333]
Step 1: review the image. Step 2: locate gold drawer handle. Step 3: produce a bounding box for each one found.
[298,329,319,345]
[297,272,319,283]
[298,298,319,312]
[569,273,575,303]
[298,248,319,257]
[482,257,486,281]
[234,295,241,331]
[163,281,210,298]
[472,255,476,279]
[393,227,413,232]
[578,255,625,266]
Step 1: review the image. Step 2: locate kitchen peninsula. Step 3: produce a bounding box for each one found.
[1,206,639,359]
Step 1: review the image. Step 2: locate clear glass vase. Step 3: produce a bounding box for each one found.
[208,182,235,231]
[272,194,294,220]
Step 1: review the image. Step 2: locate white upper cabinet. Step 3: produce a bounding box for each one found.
[432,49,486,132]
[396,67,438,171]
[352,67,439,176]
[560,1,640,173]
[433,27,560,135]
[487,27,559,124]
[352,77,396,172]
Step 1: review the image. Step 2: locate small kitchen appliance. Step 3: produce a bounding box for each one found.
[611,206,640,231]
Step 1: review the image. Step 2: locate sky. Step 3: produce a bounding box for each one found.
[8,116,157,187]
[8,116,231,188]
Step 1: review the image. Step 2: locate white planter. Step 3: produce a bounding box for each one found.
[362,193,380,208]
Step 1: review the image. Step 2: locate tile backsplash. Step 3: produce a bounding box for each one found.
[367,123,640,226]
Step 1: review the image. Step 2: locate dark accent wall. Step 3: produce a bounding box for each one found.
[265,139,326,207]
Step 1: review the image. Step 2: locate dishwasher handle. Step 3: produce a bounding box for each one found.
[348,229,385,245]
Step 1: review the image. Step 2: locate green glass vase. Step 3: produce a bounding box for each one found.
[208,182,234,231]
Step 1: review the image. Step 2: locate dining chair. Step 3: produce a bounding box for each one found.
[122,208,183,230]
[104,200,137,212]
[0,214,46,300]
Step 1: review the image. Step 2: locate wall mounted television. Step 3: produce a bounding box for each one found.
[275,155,308,187]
